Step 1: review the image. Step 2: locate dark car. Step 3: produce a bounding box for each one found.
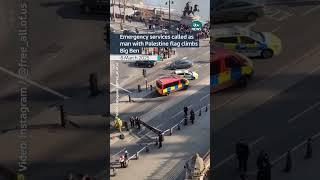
[169,59,193,70]
[135,60,157,68]
[213,1,264,23]
[80,0,108,14]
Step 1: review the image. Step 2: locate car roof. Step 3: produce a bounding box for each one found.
[211,48,239,62]
[157,76,182,84]
[212,26,250,38]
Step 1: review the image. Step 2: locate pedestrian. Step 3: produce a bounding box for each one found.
[124,150,129,160]
[236,139,250,172]
[184,115,188,125]
[184,106,188,116]
[130,116,134,128]
[256,150,265,170]
[264,158,271,180]
[136,120,141,130]
[158,133,163,148]
[190,109,195,124]
[119,155,125,168]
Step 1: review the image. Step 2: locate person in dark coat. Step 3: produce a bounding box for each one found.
[184,106,188,116]
[236,140,250,172]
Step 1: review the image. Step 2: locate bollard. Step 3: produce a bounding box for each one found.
[138,84,141,92]
[59,105,66,128]
[283,150,292,172]
[169,128,173,136]
[205,106,208,112]
[145,80,148,91]
[146,146,149,153]
[178,123,181,130]
[142,69,146,77]
[128,94,131,102]
[155,138,158,146]
[305,138,312,159]
[150,84,153,91]
[136,152,139,160]
[199,109,202,116]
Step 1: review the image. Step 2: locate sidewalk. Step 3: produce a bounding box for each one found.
[109,107,210,180]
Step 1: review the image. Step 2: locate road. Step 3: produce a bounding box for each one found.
[212,2,320,179]
[0,0,108,178]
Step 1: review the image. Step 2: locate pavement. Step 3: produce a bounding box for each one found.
[110,106,210,180]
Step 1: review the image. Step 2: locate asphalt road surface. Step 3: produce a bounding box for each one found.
[212,2,320,180]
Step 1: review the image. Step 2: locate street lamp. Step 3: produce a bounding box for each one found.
[165,0,174,28]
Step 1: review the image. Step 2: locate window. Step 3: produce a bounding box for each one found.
[215,37,238,44]
[225,56,241,68]
[211,60,221,75]
[156,81,162,89]
[240,36,256,44]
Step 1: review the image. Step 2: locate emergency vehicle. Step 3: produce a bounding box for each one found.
[156,76,189,95]
[211,26,282,58]
[211,48,254,93]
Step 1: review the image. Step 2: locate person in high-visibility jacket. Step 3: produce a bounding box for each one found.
[114,117,123,132]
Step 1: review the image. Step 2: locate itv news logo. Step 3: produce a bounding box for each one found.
[191,20,203,31]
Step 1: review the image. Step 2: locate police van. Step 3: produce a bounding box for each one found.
[211,26,282,58]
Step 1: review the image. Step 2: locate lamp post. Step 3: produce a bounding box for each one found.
[165,0,174,29]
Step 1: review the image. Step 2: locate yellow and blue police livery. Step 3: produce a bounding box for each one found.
[210,48,254,93]
[211,26,282,59]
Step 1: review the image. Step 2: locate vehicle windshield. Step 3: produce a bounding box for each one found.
[249,31,264,42]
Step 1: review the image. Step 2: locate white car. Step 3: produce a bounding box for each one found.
[173,70,199,80]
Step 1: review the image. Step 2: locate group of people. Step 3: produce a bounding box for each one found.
[183,106,195,125]
[235,140,271,180]
[129,116,141,130]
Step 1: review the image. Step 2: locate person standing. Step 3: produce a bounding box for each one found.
[184,106,188,116]
[190,110,195,124]
[236,140,250,172]
[158,133,163,148]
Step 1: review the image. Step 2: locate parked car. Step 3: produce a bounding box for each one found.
[169,59,193,70]
[213,1,264,23]
[135,60,157,68]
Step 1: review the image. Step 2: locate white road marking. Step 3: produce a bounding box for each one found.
[0,66,70,99]
[302,5,320,16]
[213,136,265,169]
[200,94,209,101]
[288,101,320,123]
[110,82,132,93]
